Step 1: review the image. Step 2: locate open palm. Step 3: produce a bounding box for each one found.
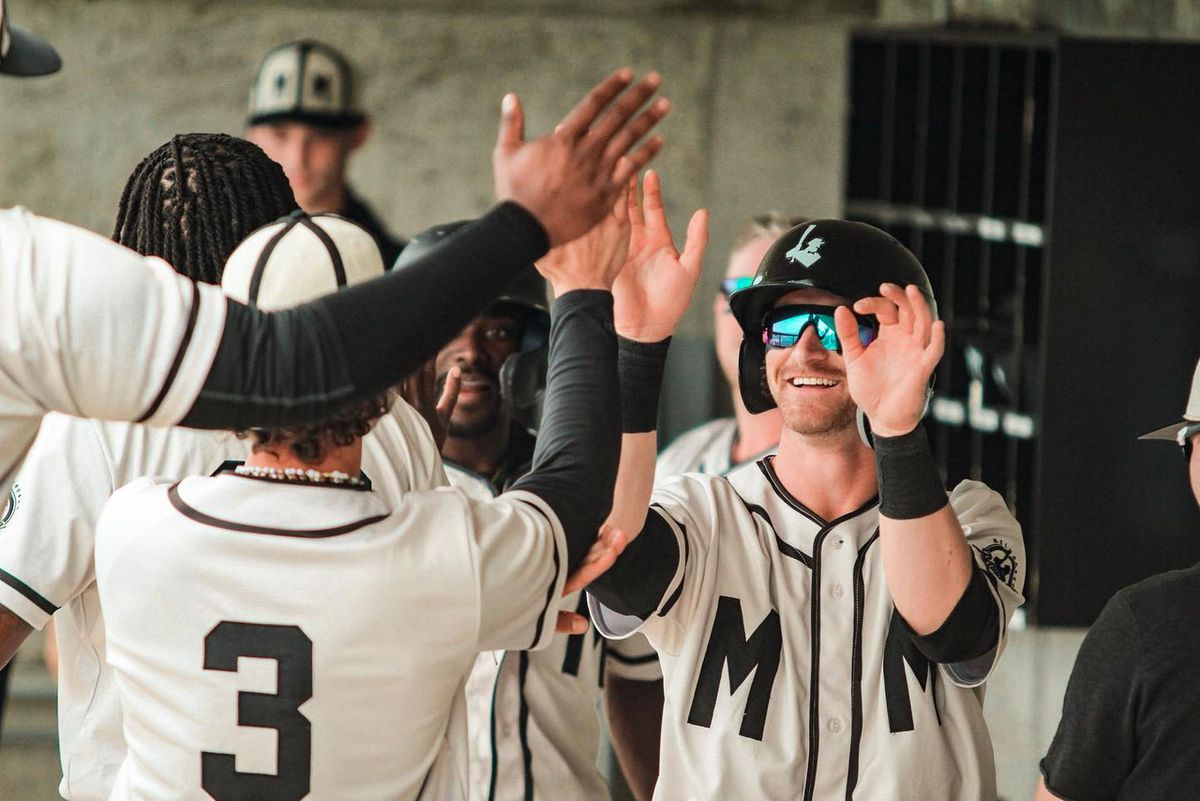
[612,170,708,342]
[834,283,944,437]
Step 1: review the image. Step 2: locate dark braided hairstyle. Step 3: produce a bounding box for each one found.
[112,133,298,284]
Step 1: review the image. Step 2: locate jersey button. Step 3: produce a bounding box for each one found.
[832,536,845,549]
[828,716,843,733]
[830,583,844,599]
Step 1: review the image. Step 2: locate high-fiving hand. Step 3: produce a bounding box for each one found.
[534,180,631,296]
[494,69,671,247]
[613,169,708,342]
[833,283,944,437]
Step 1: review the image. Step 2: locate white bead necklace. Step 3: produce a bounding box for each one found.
[233,464,365,488]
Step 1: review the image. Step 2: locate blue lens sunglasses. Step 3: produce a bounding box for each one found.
[762,304,879,353]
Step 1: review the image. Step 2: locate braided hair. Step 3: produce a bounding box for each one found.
[112,133,297,284]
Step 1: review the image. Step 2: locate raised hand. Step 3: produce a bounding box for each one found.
[613,170,708,342]
[493,69,671,247]
[535,183,631,296]
[396,362,461,450]
[833,282,944,437]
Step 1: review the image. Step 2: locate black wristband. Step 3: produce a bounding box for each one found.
[874,426,948,520]
[617,336,670,433]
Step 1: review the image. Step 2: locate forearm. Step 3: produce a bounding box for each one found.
[875,428,973,635]
[605,676,663,801]
[0,606,34,670]
[509,291,620,572]
[181,202,547,429]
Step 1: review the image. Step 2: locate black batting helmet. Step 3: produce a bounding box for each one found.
[395,220,551,435]
[729,219,936,414]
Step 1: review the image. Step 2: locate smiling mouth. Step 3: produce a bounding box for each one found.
[788,377,839,387]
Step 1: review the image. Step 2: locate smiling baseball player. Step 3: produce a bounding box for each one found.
[587,219,1024,801]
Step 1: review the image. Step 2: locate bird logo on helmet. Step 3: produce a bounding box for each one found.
[728,219,939,441]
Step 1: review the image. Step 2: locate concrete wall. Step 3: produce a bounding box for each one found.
[3,0,1198,435]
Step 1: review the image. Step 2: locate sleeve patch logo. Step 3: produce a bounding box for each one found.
[1,484,20,529]
[974,538,1017,589]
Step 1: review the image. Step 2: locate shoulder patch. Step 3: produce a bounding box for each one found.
[973,538,1018,589]
[1,484,21,529]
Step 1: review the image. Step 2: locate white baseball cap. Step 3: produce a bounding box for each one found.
[0,0,61,77]
[1140,355,1200,444]
[222,212,383,310]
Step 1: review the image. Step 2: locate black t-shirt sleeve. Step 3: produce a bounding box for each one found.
[1040,595,1141,801]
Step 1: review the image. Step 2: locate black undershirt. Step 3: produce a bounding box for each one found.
[181,202,547,430]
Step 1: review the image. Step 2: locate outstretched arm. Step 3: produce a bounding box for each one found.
[178,70,669,431]
[579,171,707,615]
[835,284,973,636]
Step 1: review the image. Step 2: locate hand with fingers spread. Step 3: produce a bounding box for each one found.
[534,182,631,296]
[833,282,944,437]
[493,68,671,247]
[613,170,708,342]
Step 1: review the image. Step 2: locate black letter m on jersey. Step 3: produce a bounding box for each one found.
[687,595,782,741]
[883,608,942,733]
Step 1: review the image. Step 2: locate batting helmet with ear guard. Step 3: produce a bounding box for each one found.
[728,219,937,415]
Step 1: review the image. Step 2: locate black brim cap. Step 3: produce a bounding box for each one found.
[1,9,63,77]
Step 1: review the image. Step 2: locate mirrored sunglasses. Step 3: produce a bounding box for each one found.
[762,304,878,353]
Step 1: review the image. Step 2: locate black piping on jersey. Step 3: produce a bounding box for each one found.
[607,650,659,667]
[247,213,304,306]
[741,498,815,569]
[0,567,57,616]
[518,651,535,801]
[167,482,388,537]
[136,279,201,423]
[523,499,561,650]
[655,505,689,618]
[845,529,880,801]
[757,457,880,530]
[487,652,506,801]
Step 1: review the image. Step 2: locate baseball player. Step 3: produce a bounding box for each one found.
[0,138,445,800]
[93,197,634,800]
[398,222,663,801]
[653,214,795,481]
[0,12,672,498]
[247,40,406,266]
[587,219,1025,800]
[1036,356,1200,801]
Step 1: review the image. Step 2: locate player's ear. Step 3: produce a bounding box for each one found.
[348,120,371,152]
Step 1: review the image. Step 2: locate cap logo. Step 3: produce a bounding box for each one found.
[785,224,825,268]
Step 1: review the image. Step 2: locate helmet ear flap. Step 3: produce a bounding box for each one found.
[738,337,777,414]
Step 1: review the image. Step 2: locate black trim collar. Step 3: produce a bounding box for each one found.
[167,481,387,537]
[757,456,879,528]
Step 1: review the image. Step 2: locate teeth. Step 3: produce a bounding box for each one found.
[790,377,838,387]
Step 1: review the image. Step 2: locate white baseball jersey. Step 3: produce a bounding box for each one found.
[0,207,227,499]
[447,464,659,801]
[95,472,565,801]
[0,401,446,801]
[654,418,776,484]
[589,459,1024,801]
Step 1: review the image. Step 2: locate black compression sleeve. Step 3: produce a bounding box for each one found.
[181,202,548,430]
[317,202,549,399]
[509,290,621,573]
[587,511,679,618]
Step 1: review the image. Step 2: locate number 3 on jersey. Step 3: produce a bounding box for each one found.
[201,622,313,801]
